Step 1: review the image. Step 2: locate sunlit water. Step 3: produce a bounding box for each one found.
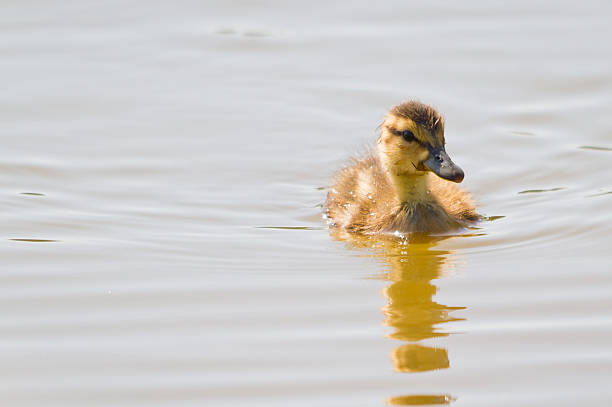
[1,1,611,406]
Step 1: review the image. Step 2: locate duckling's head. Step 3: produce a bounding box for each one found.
[378,101,464,183]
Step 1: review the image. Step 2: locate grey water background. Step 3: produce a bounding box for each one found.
[1,1,611,406]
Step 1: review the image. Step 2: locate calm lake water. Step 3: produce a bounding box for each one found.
[1,1,611,406]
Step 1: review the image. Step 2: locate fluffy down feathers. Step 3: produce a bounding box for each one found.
[324,154,478,235]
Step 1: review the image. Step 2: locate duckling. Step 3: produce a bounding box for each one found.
[324,101,479,235]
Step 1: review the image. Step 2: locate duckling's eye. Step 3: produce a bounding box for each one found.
[401,130,416,142]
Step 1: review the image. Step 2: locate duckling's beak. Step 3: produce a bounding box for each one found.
[423,148,464,183]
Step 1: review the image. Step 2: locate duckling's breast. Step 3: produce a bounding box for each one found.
[380,201,463,234]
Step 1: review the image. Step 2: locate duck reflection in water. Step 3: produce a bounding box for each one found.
[331,230,463,405]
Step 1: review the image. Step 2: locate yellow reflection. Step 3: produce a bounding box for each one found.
[331,230,465,404]
[386,394,454,406]
[391,344,449,373]
[379,238,465,355]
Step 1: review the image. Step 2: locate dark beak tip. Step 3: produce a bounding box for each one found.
[453,169,465,183]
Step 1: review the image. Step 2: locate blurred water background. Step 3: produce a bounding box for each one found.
[1,1,611,406]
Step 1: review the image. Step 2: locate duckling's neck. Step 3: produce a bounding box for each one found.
[387,172,431,203]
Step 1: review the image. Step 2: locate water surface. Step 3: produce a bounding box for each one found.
[1,1,611,406]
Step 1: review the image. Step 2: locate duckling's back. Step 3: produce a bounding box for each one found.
[324,155,393,233]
